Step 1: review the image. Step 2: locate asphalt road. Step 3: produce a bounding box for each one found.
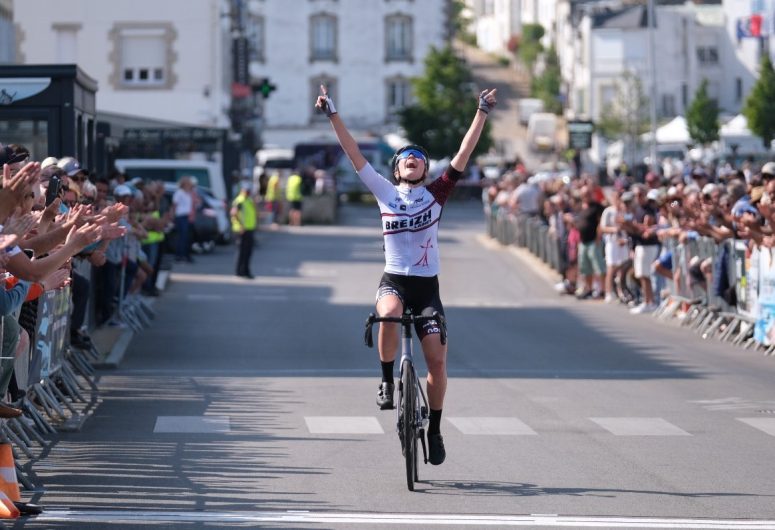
[14,202,775,529]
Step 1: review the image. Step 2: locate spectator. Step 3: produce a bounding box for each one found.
[286,170,304,226]
[622,188,661,314]
[600,190,630,303]
[574,186,606,299]
[172,176,195,262]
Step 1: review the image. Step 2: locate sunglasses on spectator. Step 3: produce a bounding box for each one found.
[396,149,427,164]
[70,174,87,182]
[80,197,94,205]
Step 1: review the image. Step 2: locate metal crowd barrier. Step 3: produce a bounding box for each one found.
[1,251,159,499]
[483,205,773,357]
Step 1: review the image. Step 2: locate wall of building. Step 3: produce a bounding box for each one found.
[13,0,229,128]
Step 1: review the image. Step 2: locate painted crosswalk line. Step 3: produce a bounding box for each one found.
[737,417,775,436]
[589,417,691,436]
[447,417,538,435]
[305,416,384,434]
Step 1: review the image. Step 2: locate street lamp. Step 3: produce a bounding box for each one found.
[646,0,658,174]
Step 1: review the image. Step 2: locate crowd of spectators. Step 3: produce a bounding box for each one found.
[485,156,775,315]
[0,142,189,419]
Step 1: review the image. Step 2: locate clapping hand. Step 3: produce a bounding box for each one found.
[1,213,37,239]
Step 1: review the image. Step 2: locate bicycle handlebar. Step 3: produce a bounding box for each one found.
[364,312,447,348]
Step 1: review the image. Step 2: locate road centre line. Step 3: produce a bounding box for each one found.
[34,510,775,528]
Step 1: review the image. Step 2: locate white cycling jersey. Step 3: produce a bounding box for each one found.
[357,162,463,277]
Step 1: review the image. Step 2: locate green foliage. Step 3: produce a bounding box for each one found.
[743,55,775,148]
[686,79,719,145]
[595,71,649,141]
[517,23,544,71]
[531,45,562,114]
[398,46,492,160]
[451,0,477,46]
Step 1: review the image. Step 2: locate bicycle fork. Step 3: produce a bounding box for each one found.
[397,331,431,464]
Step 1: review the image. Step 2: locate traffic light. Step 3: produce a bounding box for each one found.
[254,78,276,99]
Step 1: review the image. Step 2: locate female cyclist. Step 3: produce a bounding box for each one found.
[315,85,497,465]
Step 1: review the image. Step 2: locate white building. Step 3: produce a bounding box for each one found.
[722,0,775,113]
[0,0,13,64]
[560,2,734,123]
[12,0,231,128]
[247,0,449,148]
[465,0,521,55]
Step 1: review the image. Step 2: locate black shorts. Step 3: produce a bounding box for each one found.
[376,272,445,340]
[290,200,302,210]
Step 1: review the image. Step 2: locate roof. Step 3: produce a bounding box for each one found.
[591,5,649,29]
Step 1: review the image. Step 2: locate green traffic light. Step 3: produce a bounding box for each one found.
[259,79,276,98]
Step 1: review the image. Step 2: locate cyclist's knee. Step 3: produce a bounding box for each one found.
[376,295,403,318]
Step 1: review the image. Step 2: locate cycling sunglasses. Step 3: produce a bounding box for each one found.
[395,149,427,164]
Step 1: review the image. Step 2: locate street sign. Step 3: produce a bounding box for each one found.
[567,120,594,150]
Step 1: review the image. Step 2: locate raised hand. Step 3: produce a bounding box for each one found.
[1,213,37,239]
[478,88,498,114]
[40,268,71,291]
[67,223,101,249]
[0,234,19,251]
[98,222,127,241]
[315,84,337,117]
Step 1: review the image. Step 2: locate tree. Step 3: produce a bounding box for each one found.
[399,46,492,160]
[743,55,775,149]
[517,23,544,72]
[450,0,476,46]
[596,71,650,167]
[531,45,562,114]
[686,79,719,145]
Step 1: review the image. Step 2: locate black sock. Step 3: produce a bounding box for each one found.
[428,409,442,436]
[380,361,394,383]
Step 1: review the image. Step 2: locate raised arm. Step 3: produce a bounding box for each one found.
[315,85,367,172]
[450,89,497,172]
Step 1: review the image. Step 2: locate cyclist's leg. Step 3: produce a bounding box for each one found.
[418,314,447,411]
[375,275,405,409]
[376,293,403,362]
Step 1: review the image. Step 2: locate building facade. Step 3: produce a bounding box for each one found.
[12,0,231,128]
[247,0,450,148]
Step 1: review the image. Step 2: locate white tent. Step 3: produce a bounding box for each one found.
[719,114,767,154]
[640,116,691,145]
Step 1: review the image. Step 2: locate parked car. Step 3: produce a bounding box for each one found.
[527,113,558,152]
[115,159,228,202]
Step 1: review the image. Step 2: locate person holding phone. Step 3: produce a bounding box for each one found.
[315,84,497,466]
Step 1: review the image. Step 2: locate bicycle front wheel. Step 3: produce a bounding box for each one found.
[401,360,416,491]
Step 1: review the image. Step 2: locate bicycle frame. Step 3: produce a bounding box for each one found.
[397,319,430,442]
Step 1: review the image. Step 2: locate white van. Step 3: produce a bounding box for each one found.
[527,113,558,152]
[114,159,227,201]
[518,98,544,126]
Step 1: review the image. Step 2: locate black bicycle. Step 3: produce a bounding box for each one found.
[365,311,446,491]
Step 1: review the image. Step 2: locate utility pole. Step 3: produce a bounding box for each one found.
[647,0,658,174]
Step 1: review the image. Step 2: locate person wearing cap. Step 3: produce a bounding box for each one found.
[599,190,630,303]
[231,181,257,279]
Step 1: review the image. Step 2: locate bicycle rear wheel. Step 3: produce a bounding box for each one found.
[401,360,416,491]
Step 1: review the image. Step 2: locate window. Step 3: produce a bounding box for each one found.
[247,15,265,63]
[696,46,719,66]
[661,94,676,117]
[385,14,413,62]
[310,14,337,62]
[681,83,688,108]
[311,76,336,122]
[735,77,743,102]
[386,77,412,120]
[110,24,175,89]
[53,23,80,63]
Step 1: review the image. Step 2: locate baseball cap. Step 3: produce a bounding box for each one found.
[646,189,662,202]
[762,161,775,177]
[57,156,84,176]
[113,184,133,197]
[0,145,28,166]
[41,156,59,170]
[621,191,635,202]
[701,183,718,196]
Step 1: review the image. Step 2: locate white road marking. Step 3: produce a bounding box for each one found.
[447,417,538,435]
[590,418,691,436]
[33,510,775,528]
[737,417,775,436]
[305,416,384,434]
[154,416,230,434]
[186,293,224,301]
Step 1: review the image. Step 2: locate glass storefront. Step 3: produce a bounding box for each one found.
[0,118,48,160]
